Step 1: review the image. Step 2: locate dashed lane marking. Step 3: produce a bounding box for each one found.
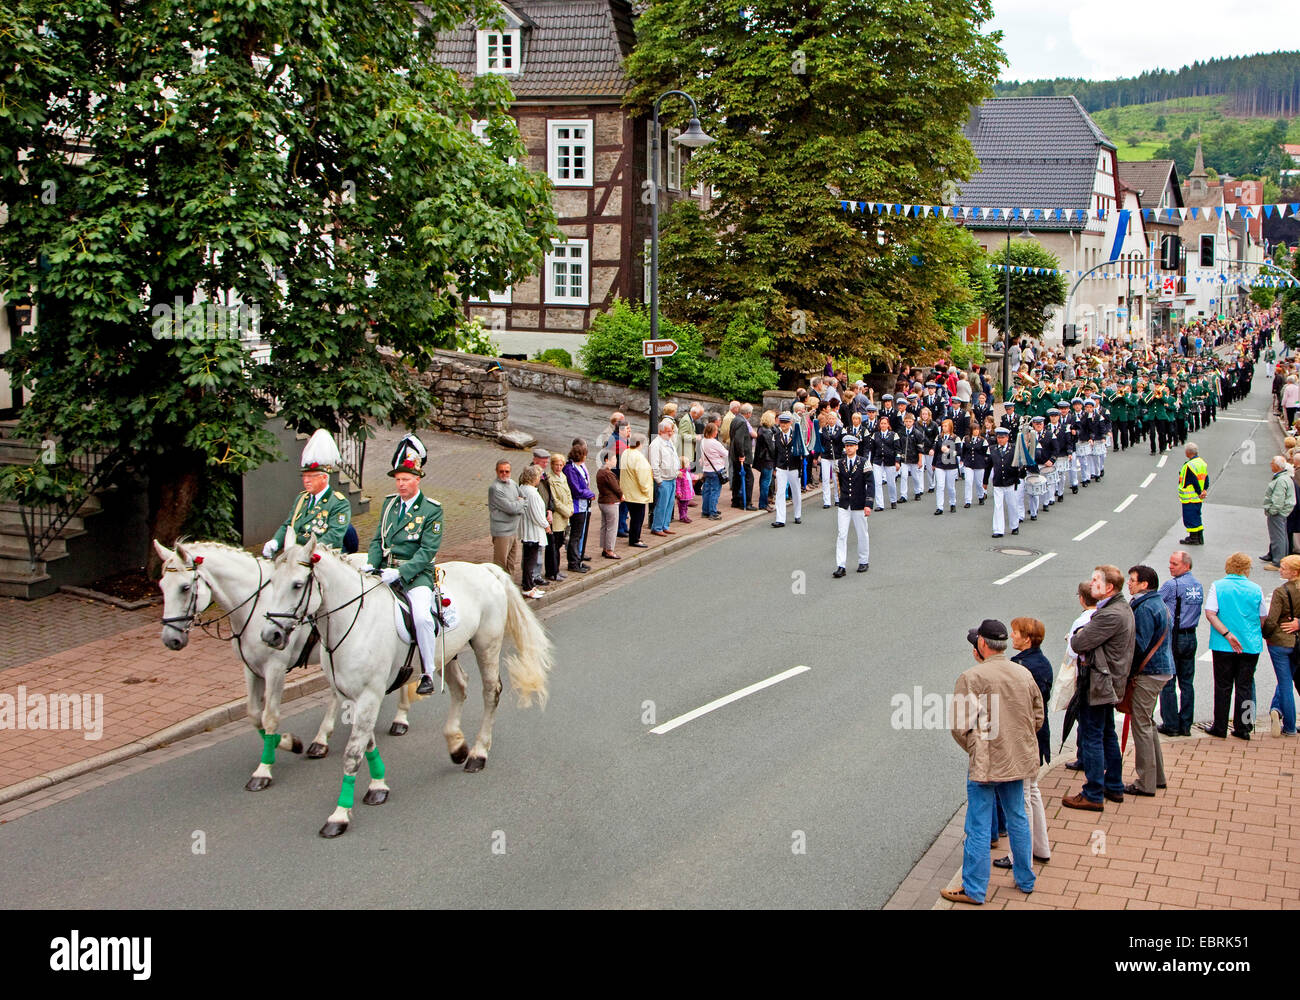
[1114,494,1138,513]
[1140,473,1157,488]
[993,551,1057,586]
[1073,520,1107,541]
[649,665,811,735]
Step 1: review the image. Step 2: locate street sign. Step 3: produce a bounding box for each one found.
[1117,308,1127,318]
[642,338,679,358]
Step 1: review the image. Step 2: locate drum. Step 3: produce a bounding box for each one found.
[1077,440,1093,457]
[1026,474,1048,497]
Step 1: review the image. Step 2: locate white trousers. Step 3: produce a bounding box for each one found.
[964,468,986,505]
[922,453,935,489]
[1069,451,1083,487]
[1026,482,1042,517]
[1024,778,1050,860]
[992,485,1017,535]
[905,463,925,498]
[835,508,870,567]
[934,467,958,509]
[405,585,439,679]
[774,468,802,523]
[1014,481,1026,521]
[873,464,898,507]
[820,457,837,505]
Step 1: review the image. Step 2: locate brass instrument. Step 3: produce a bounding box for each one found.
[1016,367,1039,388]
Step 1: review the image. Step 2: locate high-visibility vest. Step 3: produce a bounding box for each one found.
[1179,457,1208,503]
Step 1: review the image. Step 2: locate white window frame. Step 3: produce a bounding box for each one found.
[666,128,682,191]
[471,119,517,166]
[476,30,520,74]
[546,239,589,305]
[548,119,593,187]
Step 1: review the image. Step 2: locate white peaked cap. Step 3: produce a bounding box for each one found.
[301,429,342,472]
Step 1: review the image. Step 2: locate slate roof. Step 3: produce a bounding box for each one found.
[431,0,636,101]
[1117,160,1184,211]
[956,97,1115,232]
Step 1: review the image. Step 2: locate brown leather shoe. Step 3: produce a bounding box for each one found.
[1062,792,1103,811]
[1104,790,1125,803]
[939,887,983,905]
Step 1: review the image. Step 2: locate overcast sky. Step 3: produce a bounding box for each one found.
[988,0,1296,82]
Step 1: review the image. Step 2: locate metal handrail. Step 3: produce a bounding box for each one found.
[16,446,127,573]
[337,426,365,488]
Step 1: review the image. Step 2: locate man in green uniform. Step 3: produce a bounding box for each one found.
[264,429,353,558]
[366,434,444,695]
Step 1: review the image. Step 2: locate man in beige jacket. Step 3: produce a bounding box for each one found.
[941,619,1045,905]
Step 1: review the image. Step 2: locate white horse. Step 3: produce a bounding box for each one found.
[154,539,418,790]
[259,534,553,838]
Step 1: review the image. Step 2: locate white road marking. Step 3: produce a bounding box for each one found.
[1114,494,1138,513]
[993,551,1057,586]
[1073,520,1107,541]
[1215,416,1268,423]
[649,665,811,735]
[1140,473,1157,488]
[1157,455,1168,468]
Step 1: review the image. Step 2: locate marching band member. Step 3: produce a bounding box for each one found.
[771,412,803,527]
[990,426,1022,538]
[818,407,845,509]
[832,435,873,577]
[933,419,961,514]
[872,415,901,510]
[900,411,926,502]
[961,423,989,508]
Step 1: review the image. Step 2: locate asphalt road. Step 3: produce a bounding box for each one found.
[0,369,1283,909]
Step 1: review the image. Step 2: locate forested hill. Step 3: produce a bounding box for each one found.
[995,50,1300,117]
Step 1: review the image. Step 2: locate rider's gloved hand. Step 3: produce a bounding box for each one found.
[262,539,279,559]
[362,564,375,573]
[380,568,401,585]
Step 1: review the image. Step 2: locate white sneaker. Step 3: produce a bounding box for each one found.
[524,588,546,599]
[1271,708,1283,737]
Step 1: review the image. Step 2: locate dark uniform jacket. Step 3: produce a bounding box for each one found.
[934,434,961,469]
[835,454,875,510]
[872,429,901,466]
[772,429,800,470]
[989,442,1023,488]
[819,423,846,462]
[961,434,990,469]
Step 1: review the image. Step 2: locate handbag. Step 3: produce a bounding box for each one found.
[1116,625,1168,715]
[1048,656,1076,713]
[705,449,729,485]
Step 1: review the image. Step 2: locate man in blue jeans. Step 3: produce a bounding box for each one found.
[940,619,1044,905]
[1159,550,1203,736]
[1064,565,1135,811]
[648,418,680,536]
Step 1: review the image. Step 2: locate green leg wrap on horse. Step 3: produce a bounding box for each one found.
[338,774,356,810]
[365,748,385,780]
[261,732,279,765]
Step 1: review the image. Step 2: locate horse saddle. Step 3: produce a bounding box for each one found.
[383,582,458,695]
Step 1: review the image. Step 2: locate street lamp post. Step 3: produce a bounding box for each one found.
[648,90,713,438]
[1000,215,1033,401]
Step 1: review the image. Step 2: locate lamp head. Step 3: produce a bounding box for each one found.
[675,117,714,148]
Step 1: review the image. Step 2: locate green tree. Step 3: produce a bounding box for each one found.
[1154,114,1166,131]
[979,241,1068,341]
[0,0,558,569]
[625,0,1003,375]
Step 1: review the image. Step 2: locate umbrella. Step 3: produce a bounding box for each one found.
[1058,689,1079,754]
[1121,712,1131,753]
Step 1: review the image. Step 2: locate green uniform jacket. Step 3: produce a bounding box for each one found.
[274,490,352,550]
[367,492,442,590]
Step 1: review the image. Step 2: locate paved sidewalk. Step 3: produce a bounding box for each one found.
[891,730,1300,910]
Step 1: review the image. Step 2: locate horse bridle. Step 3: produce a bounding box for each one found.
[162,558,273,670]
[264,556,380,655]
[161,563,205,635]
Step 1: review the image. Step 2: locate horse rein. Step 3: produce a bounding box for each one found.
[163,558,276,672]
[264,557,383,656]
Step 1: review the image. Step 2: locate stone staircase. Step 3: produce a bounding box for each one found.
[0,421,139,599]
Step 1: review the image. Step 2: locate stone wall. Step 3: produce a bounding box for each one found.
[396,352,509,440]
[432,349,730,418]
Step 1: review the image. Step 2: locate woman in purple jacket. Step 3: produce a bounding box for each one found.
[564,439,597,572]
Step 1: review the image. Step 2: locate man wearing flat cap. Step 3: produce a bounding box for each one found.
[940,619,1044,906]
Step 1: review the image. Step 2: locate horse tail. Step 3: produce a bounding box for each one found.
[484,563,552,710]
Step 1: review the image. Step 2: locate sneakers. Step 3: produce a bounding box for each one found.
[523,587,546,599]
[1272,708,1283,737]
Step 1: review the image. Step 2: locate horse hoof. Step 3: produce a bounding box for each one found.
[464,755,486,773]
[285,735,304,755]
[389,722,409,736]
[363,788,389,806]
[305,742,329,759]
[245,776,272,792]
[449,744,470,765]
[319,821,349,839]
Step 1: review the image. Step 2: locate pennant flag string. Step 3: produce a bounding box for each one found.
[840,200,1297,223]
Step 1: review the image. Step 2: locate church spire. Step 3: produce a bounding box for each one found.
[1191,142,1205,177]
